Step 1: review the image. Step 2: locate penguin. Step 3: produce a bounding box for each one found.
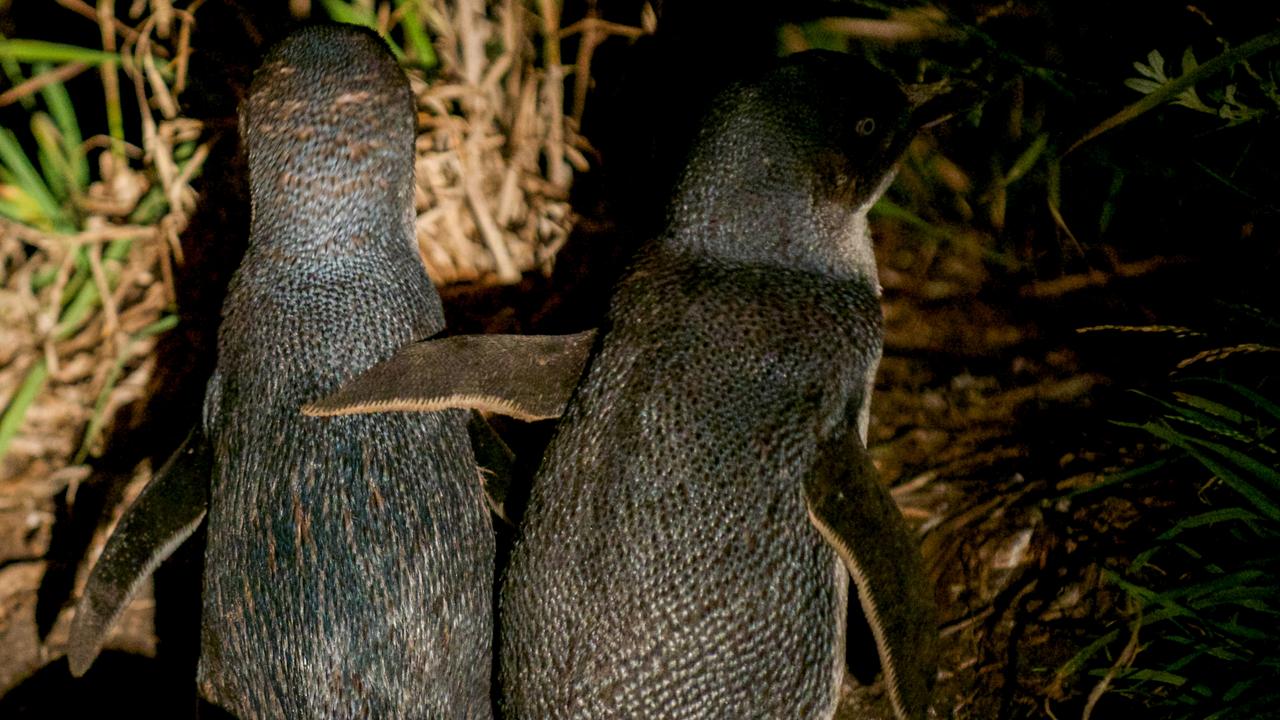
[296,49,946,720]
[489,51,939,719]
[66,24,587,717]
[156,24,495,717]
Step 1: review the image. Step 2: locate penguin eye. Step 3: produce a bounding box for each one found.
[855,117,876,136]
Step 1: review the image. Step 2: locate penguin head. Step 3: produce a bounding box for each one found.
[241,25,416,254]
[665,50,931,275]
[738,50,920,212]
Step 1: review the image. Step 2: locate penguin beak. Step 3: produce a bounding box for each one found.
[903,79,981,131]
[841,79,978,208]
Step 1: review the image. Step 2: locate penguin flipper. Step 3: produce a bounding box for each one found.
[803,429,938,720]
[67,427,211,677]
[302,330,597,421]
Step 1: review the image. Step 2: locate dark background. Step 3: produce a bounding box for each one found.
[1,0,1277,717]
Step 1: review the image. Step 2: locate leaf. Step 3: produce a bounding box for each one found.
[1173,86,1216,114]
[1182,46,1199,74]
[868,198,948,239]
[1125,78,1164,95]
[1045,155,1081,251]
[1223,678,1256,702]
[1068,27,1280,153]
[1133,52,1165,82]
[1148,49,1166,77]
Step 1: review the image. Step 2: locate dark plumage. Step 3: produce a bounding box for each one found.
[498,51,937,719]
[194,25,493,717]
[189,24,493,718]
[70,27,590,713]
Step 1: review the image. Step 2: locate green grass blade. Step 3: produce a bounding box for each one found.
[136,313,179,338]
[129,186,169,224]
[1116,667,1188,686]
[0,360,50,464]
[1140,421,1280,521]
[1065,454,1170,499]
[1182,433,1280,489]
[1223,678,1257,703]
[0,184,49,225]
[1174,391,1250,425]
[0,33,34,110]
[1001,134,1049,187]
[73,313,180,463]
[73,354,125,464]
[1207,380,1280,424]
[397,0,438,69]
[100,58,125,159]
[56,249,92,310]
[318,0,373,26]
[1135,390,1253,442]
[316,0,408,60]
[0,126,70,230]
[53,239,132,340]
[37,67,89,192]
[870,198,951,241]
[32,112,72,202]
[29,265,58,290]
[1157,508,1264,541]
[1055,626,1120,682]
[0,39,120,65]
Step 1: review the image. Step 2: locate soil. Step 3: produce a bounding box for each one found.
[0,191,1211,718]
[2,1,1277,718]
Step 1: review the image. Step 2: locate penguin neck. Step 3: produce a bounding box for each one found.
[246,177,415,265]
[658,111,889,285]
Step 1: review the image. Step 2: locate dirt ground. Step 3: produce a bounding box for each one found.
[3,2,1273,717]
[0,199,1187,717]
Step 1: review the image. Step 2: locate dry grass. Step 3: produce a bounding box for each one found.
[1,0,645,484]
[0,3,205,489]
[0,0,646,688]
[0,1,209,689]
[411,0,584,284]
